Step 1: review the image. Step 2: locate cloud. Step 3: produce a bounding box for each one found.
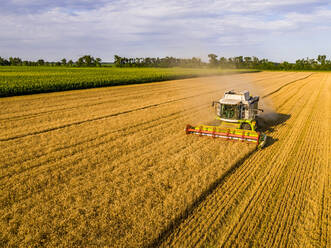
[1,0,109,14]
[0,0,330,61]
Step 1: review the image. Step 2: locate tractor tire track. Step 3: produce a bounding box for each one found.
[262,72,313,99]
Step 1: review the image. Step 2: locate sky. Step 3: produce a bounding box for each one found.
[1,0,331,62]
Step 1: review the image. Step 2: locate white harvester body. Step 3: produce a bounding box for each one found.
[216,90,260,123]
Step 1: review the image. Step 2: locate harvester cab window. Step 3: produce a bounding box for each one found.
[241,105,245,119]
[220,104,239,119]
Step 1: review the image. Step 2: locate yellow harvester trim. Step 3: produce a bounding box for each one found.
[185,124,267,148]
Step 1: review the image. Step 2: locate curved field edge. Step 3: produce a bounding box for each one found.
[0,67,259,97]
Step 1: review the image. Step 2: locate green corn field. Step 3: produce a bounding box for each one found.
[0,66,256,97]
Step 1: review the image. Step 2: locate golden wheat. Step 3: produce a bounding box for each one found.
[0,72,327,247]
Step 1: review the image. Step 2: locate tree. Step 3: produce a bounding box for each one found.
[76,57,84,67]
[244,57,252,68]
[75,55,98,67]
[61,58,67,66]
[234,56,244,68]
[114,55,122,67]
[37,59,45,66]
[280,61,291,70]
[84,55,93,66]
[317,55,326,65]
[208,54,218,67]
[95,58,102,67]
[67,60,74,67]
[0,56,10,66]
[9,57,22,66]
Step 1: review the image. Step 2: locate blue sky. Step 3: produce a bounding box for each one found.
[1,0,331,62]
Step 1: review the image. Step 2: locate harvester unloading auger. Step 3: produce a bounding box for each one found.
[185,90,267,148]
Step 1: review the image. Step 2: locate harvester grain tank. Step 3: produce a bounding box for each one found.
[185,90,267,148]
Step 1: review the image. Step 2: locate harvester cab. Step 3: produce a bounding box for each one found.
[212,90,263,131]
[186,90,267,148]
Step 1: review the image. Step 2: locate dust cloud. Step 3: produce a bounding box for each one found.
[174,72,280,126]
[226,75,279,122]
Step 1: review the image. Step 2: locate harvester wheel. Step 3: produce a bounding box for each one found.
[241,123,251,130]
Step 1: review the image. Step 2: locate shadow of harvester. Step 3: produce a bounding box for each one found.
[258,113,291,148]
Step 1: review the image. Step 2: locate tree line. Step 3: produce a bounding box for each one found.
[207,54,331,70]
[1,53,331,70]
[0,55,102,67]
[114,54,331,70]
[114,55,204,67]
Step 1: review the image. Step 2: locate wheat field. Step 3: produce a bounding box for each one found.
[0,71,329,247]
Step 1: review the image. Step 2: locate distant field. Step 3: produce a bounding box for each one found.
[0,66,257,97]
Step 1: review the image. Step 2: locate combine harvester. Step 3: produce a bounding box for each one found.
[185,90,267,148]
